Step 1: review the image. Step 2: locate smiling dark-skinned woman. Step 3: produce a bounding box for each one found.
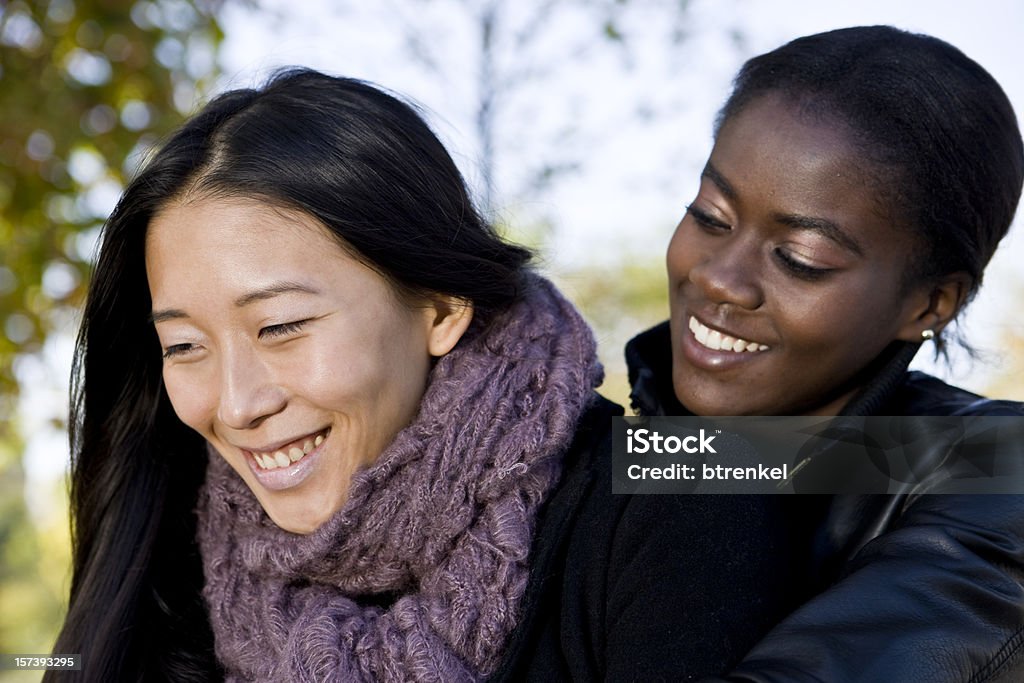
[627,26,1024,682]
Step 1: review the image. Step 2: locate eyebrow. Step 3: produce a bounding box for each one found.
[702,161,864,257]
[701,163,737,201]
[233,281,321,307]
[149,281,322,323]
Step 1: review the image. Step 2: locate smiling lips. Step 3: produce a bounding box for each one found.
[688,315,770,353]
[248,429,328,470]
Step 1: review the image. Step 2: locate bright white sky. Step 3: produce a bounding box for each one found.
[214,0,1024,389]
[18,0,1024,519]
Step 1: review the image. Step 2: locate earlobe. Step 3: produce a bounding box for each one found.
[425,296,474,357]
[896,272,970,341]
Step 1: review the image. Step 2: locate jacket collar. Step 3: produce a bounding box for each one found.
[625,321,686,416]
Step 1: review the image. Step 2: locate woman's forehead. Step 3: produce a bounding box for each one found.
[148,196,333,249]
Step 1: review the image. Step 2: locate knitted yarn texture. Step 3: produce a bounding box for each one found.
[196,274,603,682]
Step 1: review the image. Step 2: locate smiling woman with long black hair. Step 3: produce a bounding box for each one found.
[628,25,1024,681]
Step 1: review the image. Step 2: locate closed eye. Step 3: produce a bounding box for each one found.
[773,249,832,281]
[258,319,310,340]
[686,204,731,231]
[163,343,197,359]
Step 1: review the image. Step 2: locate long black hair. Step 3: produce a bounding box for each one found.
[716,26,1024,356]
[49,69,531,682]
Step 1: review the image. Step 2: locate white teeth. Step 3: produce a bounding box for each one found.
[695,323,709,344]
[688,316,769,354]
[250,430,327,471]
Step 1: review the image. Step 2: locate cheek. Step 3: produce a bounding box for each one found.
[665,223,691,283]
[299,337,430,416]
[162,368,218,433]
[373,347,431,424]
[779,284,897,358]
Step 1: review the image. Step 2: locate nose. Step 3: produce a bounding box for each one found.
[216,344,287,430]
[685,231,764,310]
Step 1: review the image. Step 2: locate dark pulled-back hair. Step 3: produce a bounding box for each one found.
[49,69,531,682]
[716,25,1024,353]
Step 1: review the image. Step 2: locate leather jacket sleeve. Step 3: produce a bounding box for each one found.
[702,492,1024,683]
[695,385,1024,682]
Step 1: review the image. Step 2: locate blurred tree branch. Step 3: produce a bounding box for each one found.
[362,0,655,217]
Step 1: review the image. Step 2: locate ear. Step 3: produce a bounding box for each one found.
[422,295,474,357]
[895,272,971,341]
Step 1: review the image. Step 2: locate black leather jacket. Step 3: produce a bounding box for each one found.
[626,322,1024,683]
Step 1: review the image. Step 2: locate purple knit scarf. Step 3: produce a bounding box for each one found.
[196,275,602,681]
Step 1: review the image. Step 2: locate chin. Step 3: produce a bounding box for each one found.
[261,494,339,535]
[672,370,735,416]
[267,509,324,535]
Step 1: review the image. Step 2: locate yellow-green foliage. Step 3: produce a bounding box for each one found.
[0,0,225,669]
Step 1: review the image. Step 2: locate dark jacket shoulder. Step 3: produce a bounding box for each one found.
[889,370,1024,416]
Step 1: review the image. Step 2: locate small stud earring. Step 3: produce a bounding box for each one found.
[921,329,936,340]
